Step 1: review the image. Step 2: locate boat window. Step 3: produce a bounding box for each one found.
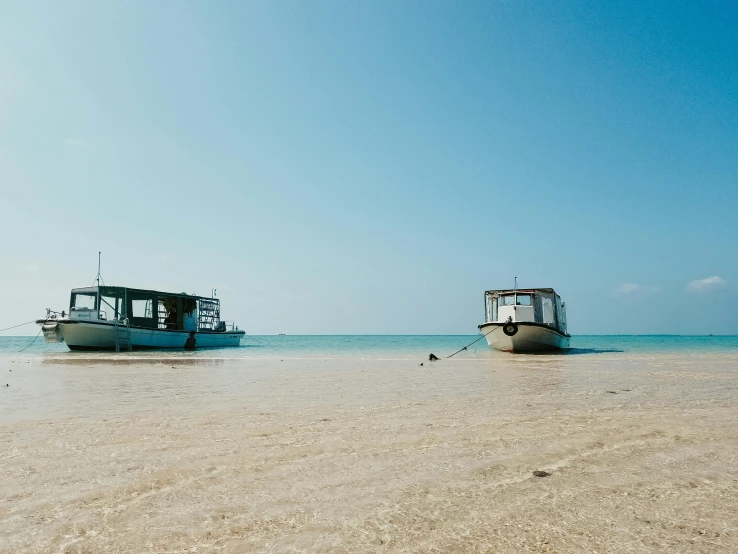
[486,294,498,323]
[499,294,532,306]
[100,295,119,320]
[542,297,554,324]
[72,293,97,310]
[560,301,568,334]
[160,297,179,330]
[132,299,153,318]
[499,295,516,306]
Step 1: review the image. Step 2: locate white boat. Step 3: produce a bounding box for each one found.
[478,287,570,353]
[36,285,245,351]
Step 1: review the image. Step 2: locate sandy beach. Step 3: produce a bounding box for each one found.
[1,351,737,553]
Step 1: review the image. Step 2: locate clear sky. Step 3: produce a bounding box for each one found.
[1,1,736,335]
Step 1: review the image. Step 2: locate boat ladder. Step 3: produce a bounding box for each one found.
[114,318,132,352]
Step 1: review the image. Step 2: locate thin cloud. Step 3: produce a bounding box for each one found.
[63,137,88,147]
[614,283,659,295]
[686,276,726,293]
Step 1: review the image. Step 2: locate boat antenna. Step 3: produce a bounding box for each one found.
[94,251,105,286]
[514,275,518,291]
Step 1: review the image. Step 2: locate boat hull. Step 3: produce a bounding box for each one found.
[478,322,570,353]
[41,320,245,350]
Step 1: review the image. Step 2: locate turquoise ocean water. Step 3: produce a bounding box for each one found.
[0,335,737,358]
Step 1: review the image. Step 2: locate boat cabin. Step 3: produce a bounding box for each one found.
[483,288,567,335]
[68,286,226,332]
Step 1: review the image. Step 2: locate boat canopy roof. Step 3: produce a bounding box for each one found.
[71,285,216,303]
[485,288,557,295]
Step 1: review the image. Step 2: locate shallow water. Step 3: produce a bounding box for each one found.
[1,340,737,552]
[1,333,737,359]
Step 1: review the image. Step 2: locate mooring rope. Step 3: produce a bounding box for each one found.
[0,320,37,333]
[243,333,263,345]
[445,325,500,358]
[18,328,43,352]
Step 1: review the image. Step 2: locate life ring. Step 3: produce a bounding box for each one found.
[503,322,518,336]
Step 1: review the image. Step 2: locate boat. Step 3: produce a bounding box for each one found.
[36,285,245,351]
[478,287,570,352]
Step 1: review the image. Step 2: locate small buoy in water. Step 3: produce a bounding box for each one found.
[429,353,439,361]
[533,471,551,477]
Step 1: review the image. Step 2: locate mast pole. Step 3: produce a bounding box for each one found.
[94,251,104,287]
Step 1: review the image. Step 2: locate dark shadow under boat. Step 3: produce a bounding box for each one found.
[561,347,625,355]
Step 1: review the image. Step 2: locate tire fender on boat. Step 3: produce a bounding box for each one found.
[503,322,518,336]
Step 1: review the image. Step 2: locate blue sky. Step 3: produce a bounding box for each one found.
[1,0,736,335]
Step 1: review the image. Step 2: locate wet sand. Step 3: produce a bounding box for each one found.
[1,352,737,552]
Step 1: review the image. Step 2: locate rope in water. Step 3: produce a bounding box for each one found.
[445,325,500,358]
[18,328,43,352]
[243,333,263,345]
[0,320,37,333]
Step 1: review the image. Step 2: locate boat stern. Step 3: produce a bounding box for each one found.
[36,309,70,344]
[36,319,64,343]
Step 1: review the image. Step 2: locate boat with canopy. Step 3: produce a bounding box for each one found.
[478,285,570,352]
[36,285,245,351]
